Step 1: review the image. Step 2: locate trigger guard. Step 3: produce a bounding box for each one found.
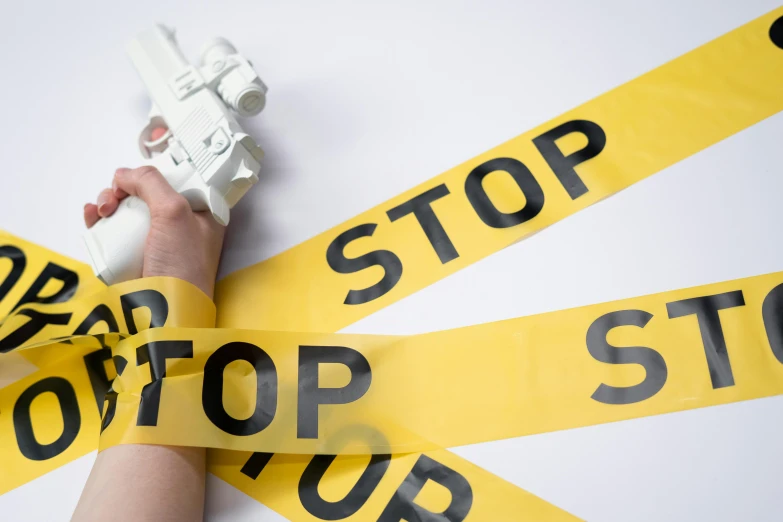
[138,115,171,158]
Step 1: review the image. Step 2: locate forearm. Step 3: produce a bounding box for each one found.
[71,445,205,522]
[77,167,223,522]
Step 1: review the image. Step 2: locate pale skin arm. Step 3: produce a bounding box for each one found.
[71,165,224,522]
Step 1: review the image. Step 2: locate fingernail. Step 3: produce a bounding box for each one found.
[112,179,128,198]
[97,192,110,214]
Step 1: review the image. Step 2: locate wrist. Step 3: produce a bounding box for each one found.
[142,268,215,300]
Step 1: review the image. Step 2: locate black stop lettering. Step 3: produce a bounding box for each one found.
[298,424,392,519]
[13,377,81,461]
[73,303,119,336]
[532,119,606,199]
[82,348,114,415]
[202,342,278,436]
[666,291,745,389]
[386,184,459,264]
[240,452,275,479]
[464,157,544,228]
[770,15,783,50]
[587,309,667,405]
[297,345,372,439]
[0,309,72,353]
[762,282,783,365]
[13,262,79,311]
[100,355,128,432]
[326,224,403,305]
[0,245,26,304]
[299,453,391,520]
[135,340,193,426]
[120,289,169,334]
[378,454,473,522]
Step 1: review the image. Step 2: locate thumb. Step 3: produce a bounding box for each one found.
[113,167,190,219]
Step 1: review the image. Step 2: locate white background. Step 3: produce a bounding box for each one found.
[1,0,782,520]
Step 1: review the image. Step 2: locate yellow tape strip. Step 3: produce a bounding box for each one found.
[35,270,769,454]
[5,258,783,512]
[209,9,783,521]
[205,9,783,517]
[0,353,101,494]
[0,238,578,518]
[0,233,217,494]
[0,356,577,520]
[0,278,216,356]
[0,230,102,321]
[209,450,579,521]
[0,231,216,353]
[4,7,783,520]
[7,268,780,515]
[215,7,783,334]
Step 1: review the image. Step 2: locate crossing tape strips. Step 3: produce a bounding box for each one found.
[5,267,783,460]
[91,270,783,453]
[4,237,783,519]
[207,10,783,518]
[3,6,783,521]
[215,7,783,334]
[0,233,578,519]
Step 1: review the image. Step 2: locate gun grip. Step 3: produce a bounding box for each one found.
[83,196,151,285]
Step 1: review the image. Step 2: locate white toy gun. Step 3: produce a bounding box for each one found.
[84,24,267,285]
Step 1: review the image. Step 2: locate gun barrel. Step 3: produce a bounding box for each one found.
[126,25,192,106]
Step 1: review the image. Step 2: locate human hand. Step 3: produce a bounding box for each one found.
[84,166,225,299]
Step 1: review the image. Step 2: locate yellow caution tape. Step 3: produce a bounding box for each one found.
[0,351,577,520]
[4,270,780,457]
[0,230,103,321]
[6,253,783,518]
[0,236,577,519]
[205,8,783,519]
[3,6,783,521]
[0,239,216,494]
[215,7,783,334]
[0,231,216,350]
[209,449,579,521]
[0,353,102,495]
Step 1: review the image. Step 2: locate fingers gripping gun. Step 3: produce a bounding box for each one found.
[84,25,267,285]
